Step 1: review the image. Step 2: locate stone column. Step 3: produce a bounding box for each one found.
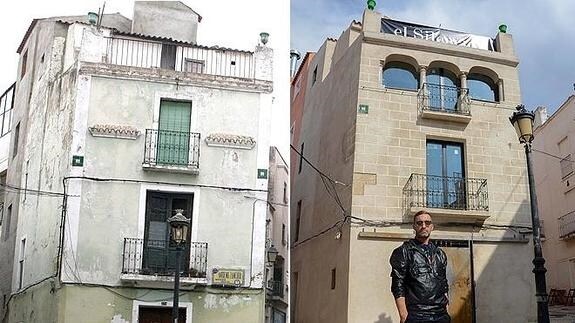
[419,65,428,110]
[497,79,504,102]
[459,72,468,113]
[419,65,427,89]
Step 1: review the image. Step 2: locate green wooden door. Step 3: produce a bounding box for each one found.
[157,100,191,165]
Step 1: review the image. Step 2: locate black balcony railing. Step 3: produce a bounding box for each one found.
[122,238,208,278]
[418,83,470,115]
[267,280,284,298]
[105,37,256,79]
[403,173,488,211]
[559,211,575,240]
[143,129,200,168]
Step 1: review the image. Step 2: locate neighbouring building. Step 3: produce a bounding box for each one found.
[290,52,314,193]
[0,1,274,322]
[0,83,15,319]
[265,146,289,323]
[533,98,575,291]
[291,7,537,323]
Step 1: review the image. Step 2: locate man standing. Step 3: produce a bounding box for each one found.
[390,210,450,323]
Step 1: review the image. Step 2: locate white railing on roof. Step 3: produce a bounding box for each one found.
[105,37,255,79]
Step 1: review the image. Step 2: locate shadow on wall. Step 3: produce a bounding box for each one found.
[375,313,393,323]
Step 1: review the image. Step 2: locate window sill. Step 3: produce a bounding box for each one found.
[142,163,199,175]
[120,273,207,289]
[382,86,419,93]
[408,206,489,223]
[420,109,472,124]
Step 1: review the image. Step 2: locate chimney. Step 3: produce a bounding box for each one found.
[534,106,548,129]
[132,1,201,43]
[290,49,301,78]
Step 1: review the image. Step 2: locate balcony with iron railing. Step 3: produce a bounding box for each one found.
[267,280,285,299]
[417,84,471,123]
[559,211,575,240]
[105,37,256,79]
[121,238,208,286]
[403,173,489,222]
[142,129,200,174]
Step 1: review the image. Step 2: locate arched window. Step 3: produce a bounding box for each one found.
[382,62,419,90]
[468,74,498,102]
[426,68,460,111]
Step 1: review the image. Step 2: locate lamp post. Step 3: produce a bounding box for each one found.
[267,245,279,263]
[509,104,549,323]
[168,209,190,323]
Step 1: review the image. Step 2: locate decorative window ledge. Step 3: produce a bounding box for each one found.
[89,124,141,139]
[205,133,256,149]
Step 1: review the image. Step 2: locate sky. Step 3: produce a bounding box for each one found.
[291,0,575,115]
[0,0,290,158]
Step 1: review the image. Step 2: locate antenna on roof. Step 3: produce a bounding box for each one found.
[97,1,106,29]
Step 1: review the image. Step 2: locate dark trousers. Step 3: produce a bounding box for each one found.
[406,312,451,323]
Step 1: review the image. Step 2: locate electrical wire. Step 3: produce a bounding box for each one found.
[290,144,349,187]
[64,176,268,193]
[533,148,575,163]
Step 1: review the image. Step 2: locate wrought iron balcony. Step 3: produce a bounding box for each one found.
[143,129,200,171]
[105,37,255,79]
[418,84,471,121]
[559,211,575,240]
[122,238,208,278]
[403,173,489,211]
[267,280,284,298]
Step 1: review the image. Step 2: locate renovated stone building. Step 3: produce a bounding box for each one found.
[533,98,575,292]
[291,7,536,323]
[1,2,273,322]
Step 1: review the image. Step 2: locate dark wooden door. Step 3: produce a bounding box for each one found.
[435,240,474,323]
[143,192,193,275]
[161,44,177,70]
[139,306,186,323]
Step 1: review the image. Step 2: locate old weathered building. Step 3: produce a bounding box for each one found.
[533,98,575,293]
[0,83,15,321]
[291,7,536,323]
[1,2,273,322]
[265,146,289,323]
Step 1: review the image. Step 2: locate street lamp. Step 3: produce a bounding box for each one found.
[168,209,190,323]
[267,245,279,263]
[509,104,549,323]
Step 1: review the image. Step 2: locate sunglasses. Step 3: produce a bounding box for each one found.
[415,220,433,226]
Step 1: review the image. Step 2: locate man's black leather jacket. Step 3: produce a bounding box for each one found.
[390,239,449,315]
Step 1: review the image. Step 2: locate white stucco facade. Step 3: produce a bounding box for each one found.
[2,4,274,322]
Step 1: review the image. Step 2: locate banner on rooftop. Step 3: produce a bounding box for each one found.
[381,18,494,51]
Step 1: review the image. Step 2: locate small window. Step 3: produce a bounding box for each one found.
[184,59,205,74]
[21,50,28,78]
[468,74,498,102]
[312,66,318,85]
[2,205,11,241]
[298,142,304,174]
[19,238,25,289]
[294,200,302,242]
[283,182,288,203]
[382,62,419,90]
[13,123,20,158]
[560,154,573,179]
[331,268,336,289]
[282,223,287,245]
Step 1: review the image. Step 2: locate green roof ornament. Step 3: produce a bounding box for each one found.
[367,0,376,10]
[498,24,507,33]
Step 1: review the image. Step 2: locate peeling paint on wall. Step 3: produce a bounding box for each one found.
[203,294,254,312]
[110,314,129,323]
